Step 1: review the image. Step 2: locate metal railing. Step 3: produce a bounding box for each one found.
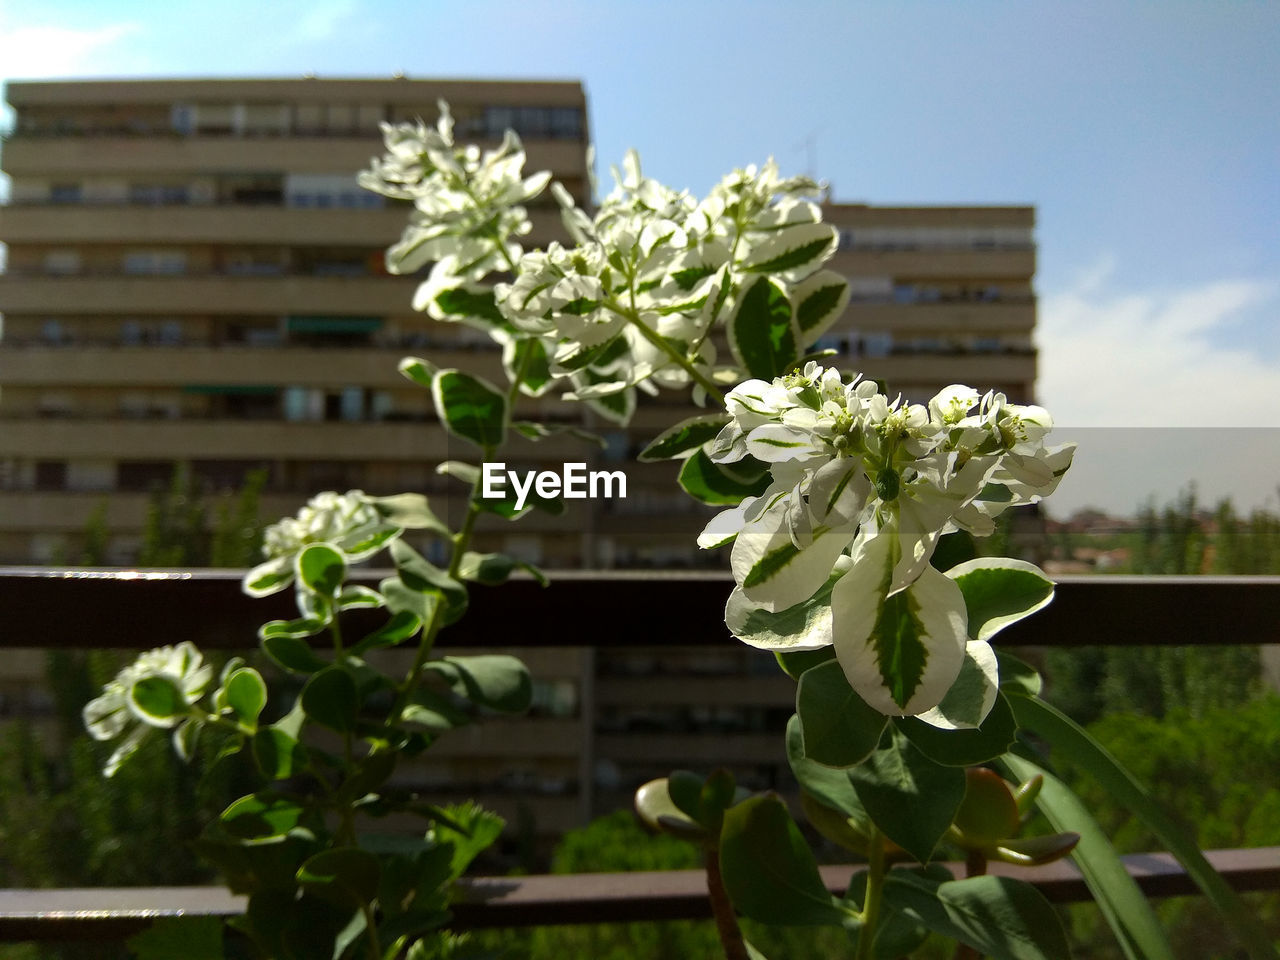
[0,569,1277,941]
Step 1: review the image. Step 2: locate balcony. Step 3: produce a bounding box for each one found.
[0,203,566,247]
[0,344,508,388]
[832,247,1036,279]
[0,134,589,179]
[852,349,1037,386]
[835,298,1036,334]
[0,272,420,315]
[0,570,1275,942]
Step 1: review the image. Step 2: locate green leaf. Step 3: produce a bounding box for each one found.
[896,692,1018,767]
[129,675,188,725]
[997,753,1166,960]
[243,557,293,597]
[666,769,705,821]
[398,356,437,388]
[457,551,516,585]
[336,585,384,611]
[369,493,450,535]
[221,667,267,728]
[253,727,310,780]
[741,223,837,276]
[728,276,798,380]
[885,871,1071,960]
[433,286,511,331]
[296,542,346,597]
[297,848,381,907]
[869,589,929,710]
[787,717,874,854]
[678,449,771,505]
[456,551,548,587]
[792,269,851,340]
[504,336,554,397]
[728,566,842,652]
[350,609,423,655]
[720,794,856,928]
[221,792,306,841]
[511,420,605,448]
[432,801,505,879]
[391,540,468,625]
[424,655,533,713]
[997,650,1043,697]
[262,634,329,674]
[127,916,225,960]
[432,368,508,449]
[259,617,327,642]
[775,645,837,680]
[1008,695,1277,960]
[633,777,706,840]
[638,413,730,462]
[401,688,472,732]
[301,667,358,734]
[847,728,966,864]
[795,660,887,767]
[946,558,1054,642]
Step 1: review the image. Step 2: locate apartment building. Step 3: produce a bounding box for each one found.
[0,77,598,568]
[0,77,1040,843]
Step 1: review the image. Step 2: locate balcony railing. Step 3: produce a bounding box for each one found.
[0,569,1277,942]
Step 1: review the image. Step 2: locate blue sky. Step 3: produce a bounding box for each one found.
[1,0,1277,514]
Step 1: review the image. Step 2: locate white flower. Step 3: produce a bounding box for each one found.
[82,643,213,776]
[704,366,1073,721]
[244,490,401,598]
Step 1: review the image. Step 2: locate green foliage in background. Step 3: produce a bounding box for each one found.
[0,467,266,960]
[1055,696,1280,959]
[1045,490,1271,725]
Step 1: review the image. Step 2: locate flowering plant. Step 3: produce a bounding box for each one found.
[85,104,1274,960]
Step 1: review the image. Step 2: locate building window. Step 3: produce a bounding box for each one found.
[49,183,81,204]
[123,251,187,275]
[43,250,81,275]
[34,461,68,491]
[171,103,195,135]
[118,461,174,492]
[550,107,582,139]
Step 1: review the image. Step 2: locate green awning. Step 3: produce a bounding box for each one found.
[287,316,383,334]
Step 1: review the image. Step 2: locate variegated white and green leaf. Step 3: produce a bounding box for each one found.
[830,533,969,716]
[915,640,999,730]
[730,506,852,612]
[791,269,850,343]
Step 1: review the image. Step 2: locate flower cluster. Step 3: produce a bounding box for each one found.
[492,153,850,421]
[82,642,213,776]
[703,363,1074,725]
[245,490,402,598]
[359,102,550,280]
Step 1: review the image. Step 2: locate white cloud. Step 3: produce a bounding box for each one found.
[0,22,140,80]
[1038,264,1278,427]
[292,0,356,44]
[1036,263,1280,514]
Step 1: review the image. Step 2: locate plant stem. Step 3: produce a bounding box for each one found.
[952,851,989,960]
[704,844,749,960]
[856,827,887,960]
[609,300,727,405]
[359,900,382,960]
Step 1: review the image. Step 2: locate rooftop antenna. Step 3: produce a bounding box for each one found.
[794,126,824,180]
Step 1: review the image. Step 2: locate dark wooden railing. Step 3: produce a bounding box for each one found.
[0,568,1277,942]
